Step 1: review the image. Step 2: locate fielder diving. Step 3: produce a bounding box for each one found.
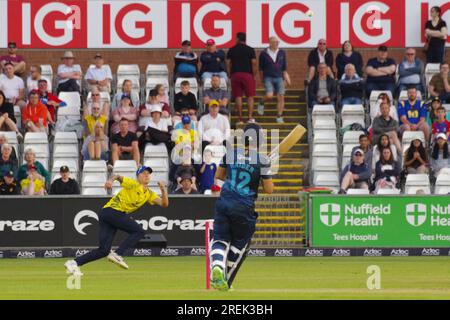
[210,123,274,291]
[65,166,169,276]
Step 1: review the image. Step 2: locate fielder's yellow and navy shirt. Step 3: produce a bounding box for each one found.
[103,177,159,214]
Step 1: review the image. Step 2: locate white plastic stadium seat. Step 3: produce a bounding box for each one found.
[313,131,337,145]
[82,187,107,196]
[435,173,450,187]
[312,144,338,158]
[14,105,21,129]
[58,92,81,109]
[54,131,78,145]
[53,144,79,160]
[82,160,107,173]
[406,187,431,195]
[425,63,440,85]
[117,64,141,93]
[312,104,335,123]
[346,189,370,195]
[342,131,364,145]
[113,160,138,177]
[82,173,107,187]
[24,132,47,144]
[146,77,169,90]
[341,104,365,128]
[117,64,140,76]
[434,186,450,195]
[144,143,168,158]
[312,119,336,135]
[144,158,169,172]
[313,172,340,188]
[376,188,401,195]
[312,157,339,172]
[146,64,169,78]
[405,174,430,195]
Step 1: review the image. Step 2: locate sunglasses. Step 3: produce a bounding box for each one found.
[354,153,363,157]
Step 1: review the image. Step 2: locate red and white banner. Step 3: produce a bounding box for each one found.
[0,0,449,49]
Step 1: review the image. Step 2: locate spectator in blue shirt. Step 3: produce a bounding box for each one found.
[174,40,198,80]
[365,46,396,97]
[398,48,425,94]
[335,40,363,79]
[200,39,227,81]
[257,36,290,123]
[198,149,217,193]
[398,86,430,142]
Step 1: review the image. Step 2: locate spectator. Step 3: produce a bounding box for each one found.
[81,121,109,161]
[139,89,171,134]
[173,110,197,131]
[339,148,371,194]
[172,115,200,155]
[365,46,396,97]
[155,84,170,105]
[425,6,447,64]
[372,133,400,170]
[200,39,227,81]
[26,65,47,94]
[203,75,230,116]
[257,36,290,123]
[198,149,217,193]
[112,79,140,111]
[307,63,337,108]
[49,166,80,195]
[174,174,199,195]
[174,149,198,191]
[20,164,46,196]
[174,40,198,79]
[431,133,450,175]
[352,134,373,168]
[111,118,140,165]
[17,148,49,183]
[35,79,66,124]
[111,95,139,135]
[198,100,230,150]
[307,39,334,81]
[83,102,108,137]
[397,48,425,93]
[0,62,26,109]
[0,134,18,161]
[0,143,18,178]
[0,170,20,195]
[372,102,401,153]
[374,147,401,193]
[404,139,428,174]
[398,86,430,143]
[227,32,257,124]
[335,41,363,79]
[0,90,20,136]
[174,80,198,119]
[432,106,450,141]
[56,51,81,94]
[370,92,398,122]
[0,42,26,77]
[428,63,450,103]
[22,91,48,133]
[137,105,172,151]
[85,87,110,117]
[427,97,450,127]
[339,63,364,105]
[85,54,112,93]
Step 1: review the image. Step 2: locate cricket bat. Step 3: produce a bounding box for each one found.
[268,124,306,161]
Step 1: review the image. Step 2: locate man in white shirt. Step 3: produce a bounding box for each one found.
[85,54,112,93]
[198,100,230,150]
[57,51,82,94]
[0,62,26,109]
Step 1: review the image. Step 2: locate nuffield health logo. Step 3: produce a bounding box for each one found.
[405,204,427,227]
[320,204,341,226]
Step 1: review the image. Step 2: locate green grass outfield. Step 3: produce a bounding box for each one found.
[1,257,450,300]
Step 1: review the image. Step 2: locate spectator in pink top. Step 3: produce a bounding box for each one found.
[111,94,139,134]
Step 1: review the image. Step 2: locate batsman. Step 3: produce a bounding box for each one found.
[210,123,274,291]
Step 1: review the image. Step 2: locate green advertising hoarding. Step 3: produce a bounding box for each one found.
[311,195,450,247]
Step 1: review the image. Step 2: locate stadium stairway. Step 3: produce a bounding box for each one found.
[232,89,308,247]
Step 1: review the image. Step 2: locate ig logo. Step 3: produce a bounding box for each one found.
[366,265,381,290]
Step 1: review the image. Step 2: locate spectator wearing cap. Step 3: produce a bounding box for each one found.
[339,63,364,106]
[431,105,450,142]
[20,164,46,195]
[351,134,373,168]
[174,40,198,79]
[111,118,140,165]
[372,102,401,153]
[398,48,425,94]
[35,79,66,124]
[85,54,113,93]
[22,91,48,133]
[139,89,171,136]
[17,148,49,183]
[49,166,80,195]
[112,79,140,112]
[137,104,172,151]
[428,63,450,103]
[198,149,217,193]
[0,62,26,109]
[0,143,18,178]
[111,94,139,135]
[198,100,230,150]
[173,109,197,131]
[365,46,396,97]
[85,86,110,118]
[202,75,229,116]
[83,101,108,137]
[257,36,290,123]
[398,86,430,143]
[339,148,371,194]
[172,115,200,153]
[0,170,20,195]
[427,97,450,128]
[335,40,363,79]
[404,139,428,174]
[174,80,198,120]
[200,39,227,81]
[0,42,26,77]
[307,39,334,82]
[82,120,109,161]
[431,133,450,175]
[173,147,198,192]
[174,174,199,194]
[373,146,401,193]
[307,62,337,109]
[227,32,257,123]
[0,90,21,136]
[57,51,81,94]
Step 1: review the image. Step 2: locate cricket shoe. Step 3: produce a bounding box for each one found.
[64,260,83,277]
[107,251,129,269]
[211,266,229,291]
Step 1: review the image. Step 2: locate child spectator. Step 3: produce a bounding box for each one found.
[431,106,450,141]
[430,133,450,175]
[20,164,46,196]
[404,139,428,174]
[198,149,217,193]
[174,80,198,120]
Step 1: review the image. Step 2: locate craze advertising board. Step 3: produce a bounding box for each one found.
[0,0,448,49]
[311,195,450,247]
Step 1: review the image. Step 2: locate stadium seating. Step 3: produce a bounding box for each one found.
[0,131,19,158]
[112,160,138,194]
[425,63,440,87]
[24,132,49,170]
[57,92,82,121]
[434,173,450,195]
[14,106,21,129]
[376,188,401,195]
[81,160,108,195]
[175,77,198,99]
[117,64,141,95]
[401,131,425,154]
[347,189,370,195]
[405,174,431,194]
[341,104,365,128]
[398,90,422,101]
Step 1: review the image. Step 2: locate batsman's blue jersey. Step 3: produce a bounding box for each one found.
[219,148,272,208]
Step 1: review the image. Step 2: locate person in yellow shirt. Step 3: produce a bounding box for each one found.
[65,166,169,276]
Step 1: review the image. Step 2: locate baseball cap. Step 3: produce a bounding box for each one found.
[28,164,37,171]
[4,171,14,178]
[121,94,131,100]
[182,114,191,125]
[378,45,388,52]
[151,105,162,113]
[60,165,70,173]
[182,40,191,46]
[431,96,441,104]
[8,42,16,48]
[208,100,220,107]
[206,39,215,46]
[136,166,153,176]
[437,133,447,140]
[353,148,364,156]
